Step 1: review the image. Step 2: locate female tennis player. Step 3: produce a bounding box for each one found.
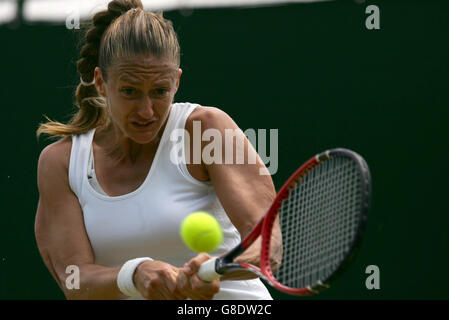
[35,0,281,300]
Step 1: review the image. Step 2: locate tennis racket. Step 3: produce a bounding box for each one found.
[197,148,371,295]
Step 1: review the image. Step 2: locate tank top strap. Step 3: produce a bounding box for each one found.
[167,102,199,134]
[69,128,96,204]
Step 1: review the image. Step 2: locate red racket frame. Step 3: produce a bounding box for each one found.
[211,148,370,296]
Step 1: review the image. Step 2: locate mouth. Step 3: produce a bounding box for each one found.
[131,120,156,130]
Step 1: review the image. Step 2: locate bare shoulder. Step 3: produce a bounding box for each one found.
[186,106,238,131]
[183,106,239,182]
[38,137,72,180]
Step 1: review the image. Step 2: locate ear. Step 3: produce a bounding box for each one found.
[94,67,107,97]
[174,68,182,93]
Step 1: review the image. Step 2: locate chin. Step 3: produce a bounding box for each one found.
[128,126,162,144]
[131,132,157,145]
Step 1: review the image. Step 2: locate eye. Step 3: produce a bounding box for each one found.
[121,87,136,96]
[155,88,169,96]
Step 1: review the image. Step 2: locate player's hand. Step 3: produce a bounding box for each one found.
[133,260,187,300]
[178,253,220,300]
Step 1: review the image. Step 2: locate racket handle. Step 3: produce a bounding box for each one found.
[198,257,221,282]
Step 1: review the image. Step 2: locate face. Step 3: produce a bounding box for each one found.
[94,56,182,145]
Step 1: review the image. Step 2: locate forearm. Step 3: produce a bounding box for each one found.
[220,224,283,281]
[61,264,126,300]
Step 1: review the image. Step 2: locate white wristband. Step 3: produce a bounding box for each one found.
[117,257,153,297]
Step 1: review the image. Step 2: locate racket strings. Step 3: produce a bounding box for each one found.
[274,156,362,289]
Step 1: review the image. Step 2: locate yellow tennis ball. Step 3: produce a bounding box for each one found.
[180,211,223,253]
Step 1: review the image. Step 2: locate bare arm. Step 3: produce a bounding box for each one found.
[35,138,219,300]
[35,139,126,299]
[185,107,282,280]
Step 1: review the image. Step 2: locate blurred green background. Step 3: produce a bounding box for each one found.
[0,0,448,299]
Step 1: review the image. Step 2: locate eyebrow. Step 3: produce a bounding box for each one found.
[118,76,172,86]
[119,76,141,85]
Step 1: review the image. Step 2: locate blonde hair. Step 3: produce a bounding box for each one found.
[37,0,180,139]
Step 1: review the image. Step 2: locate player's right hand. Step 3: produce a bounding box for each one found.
[133,260,187,300]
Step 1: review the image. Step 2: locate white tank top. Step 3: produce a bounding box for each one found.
[68,102,273,300]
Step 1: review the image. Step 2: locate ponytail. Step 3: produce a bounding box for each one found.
[37,0,176,139]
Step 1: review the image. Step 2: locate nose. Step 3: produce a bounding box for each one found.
[137,95,154,119]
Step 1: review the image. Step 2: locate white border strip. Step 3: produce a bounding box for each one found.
[0,0,17,24]
[21,0,332,23]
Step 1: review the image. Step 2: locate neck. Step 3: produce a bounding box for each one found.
[95,121,165,165]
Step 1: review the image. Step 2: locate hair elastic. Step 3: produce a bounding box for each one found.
[80,76,95,86]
